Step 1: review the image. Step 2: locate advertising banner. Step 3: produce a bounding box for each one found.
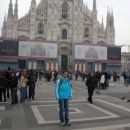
[107,47,121,61]
[19,41,57,58]
[75,45,107,60]
[0,40,18,56]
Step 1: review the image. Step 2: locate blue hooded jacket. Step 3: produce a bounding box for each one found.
[55,77,72,100]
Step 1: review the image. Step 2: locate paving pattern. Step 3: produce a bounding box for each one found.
[0,79,130,130]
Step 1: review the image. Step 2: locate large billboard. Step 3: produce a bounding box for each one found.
[19,41,57,59]
[75,45,107,60]
[107,47,121,60]
[0,40,18,56]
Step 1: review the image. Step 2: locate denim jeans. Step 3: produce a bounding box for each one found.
[124,78,129,87]
[11,88,18,104]
[59,99,69,123]
[20,87,26,102]
[25,87,28,99]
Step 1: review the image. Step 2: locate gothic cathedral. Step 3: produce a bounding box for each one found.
[2,0,115,45]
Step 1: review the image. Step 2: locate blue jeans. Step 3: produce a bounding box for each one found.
[124,78,129,87]
[20,87,26,102]
[25,87,28,99]
[11,88,18,104]
[59,99,69,123]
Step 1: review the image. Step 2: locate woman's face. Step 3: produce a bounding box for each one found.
[63,72,68,78]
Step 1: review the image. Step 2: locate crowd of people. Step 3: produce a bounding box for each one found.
[0,67,127,104]
[0,67,73,104]
[0,66,129,127]
[75,70,112,89]
[0,67,38,104]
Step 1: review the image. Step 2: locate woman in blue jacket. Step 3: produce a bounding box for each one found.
[55,71,72,126]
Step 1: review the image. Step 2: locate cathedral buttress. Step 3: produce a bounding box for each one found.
[29,0,36,40]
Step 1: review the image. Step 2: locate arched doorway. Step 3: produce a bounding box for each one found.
[61,55,68,71]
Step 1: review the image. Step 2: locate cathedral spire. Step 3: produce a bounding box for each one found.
[14,0,18,19]
[111,8,114,27]
[106,7,110,27]
[3,13,7,27]
[7,0,13,19]
[93,0,97,11]
[30,0,36,13]
[4,13,6,22]
[30,0,36,40]
[31,0,36,5]
[2,13,7,38]
[102,16,104,29]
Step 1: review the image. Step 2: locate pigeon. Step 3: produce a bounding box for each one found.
[121,97,125,100]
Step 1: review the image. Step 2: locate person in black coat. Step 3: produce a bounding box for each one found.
[27,70,37,100]
[10,72,18,105]
[0,72,6,102]
[85,72,98,104]
[5,70,11,98]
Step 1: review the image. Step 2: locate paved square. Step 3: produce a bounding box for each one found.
[31,103,119,124]
[72,123,130,130]
[0,106,5,125]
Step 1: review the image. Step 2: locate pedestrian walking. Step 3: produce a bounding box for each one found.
[53,70,58,83]
[100,73,105,89]
[0,72,6,102]
[55,71,72,126]
[85,72,98,104]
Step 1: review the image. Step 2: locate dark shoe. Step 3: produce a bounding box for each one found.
[15,101,18,104]
[66,122,71,126]
[88,100,93,104]
[60,123,66,127]
[88,99,93,104]
[89,101,93,104]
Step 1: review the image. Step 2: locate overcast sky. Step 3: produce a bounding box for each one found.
[0,0,130,51]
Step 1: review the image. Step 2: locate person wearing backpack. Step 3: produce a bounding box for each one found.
[55,71,72,127]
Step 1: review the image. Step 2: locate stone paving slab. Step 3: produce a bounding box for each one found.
[30,102,119,125]
[1,80,130,130]
[72,123,130,130]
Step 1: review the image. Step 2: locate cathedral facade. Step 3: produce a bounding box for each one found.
[2,0,115,44]
[1,0,118,71]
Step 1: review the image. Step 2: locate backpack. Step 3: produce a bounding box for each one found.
[59,78,63,87]
[59,78,72,89]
